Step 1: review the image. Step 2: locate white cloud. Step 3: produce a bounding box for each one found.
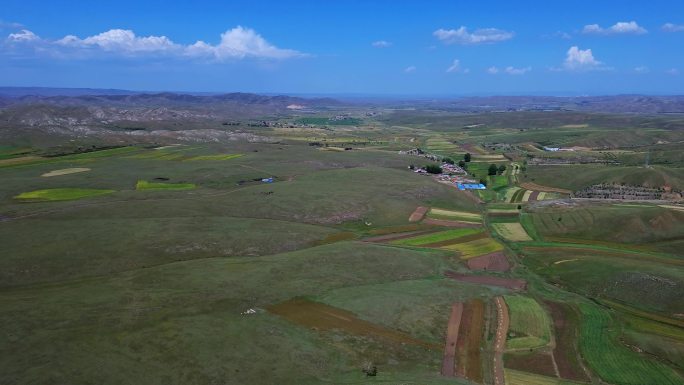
[186,26,304,60]
[487,66,530,75]
[404,65,416,73]
[3,26,304,60]
[58,29,178,53]
[582,21,647,35]
[634,66,649,73]
[666,68,680,75]
[7,29,40,42]
[433,26,514,45]
[371,40,391,48]
[504,66,531,75]
[562,46,605,71]
[446,59,469,73]
[662,23,684,32]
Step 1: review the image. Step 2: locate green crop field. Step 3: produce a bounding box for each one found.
[578,303,683,385]
[14,188,116,201]
[136,180,197,190]
[505,295,552,350]
[392,228,481,246]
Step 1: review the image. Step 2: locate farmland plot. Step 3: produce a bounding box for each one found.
[492,223,533,242]
[504,295,552,350]
[578,303,683,385]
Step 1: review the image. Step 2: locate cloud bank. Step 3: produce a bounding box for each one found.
[3,26,305,60]
[434,26,514,45]
[582,21,647,35]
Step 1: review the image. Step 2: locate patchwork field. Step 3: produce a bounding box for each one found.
[2,105,684,384]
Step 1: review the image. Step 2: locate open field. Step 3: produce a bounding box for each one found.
[2,100,684,384]
[466,252,511,272]
[268,298,438,350]
[442,237,504,258]
[136,180,197,191]
[504,295,552,350]
[426,208,482,223]
[41,167,91,177]
[440,303,463,377]
[14,187,115,201]
[445,271,527,291]
[454,299,485,382]
[392,228,481,247]
[578,303,683,385]
[492,222,533,242]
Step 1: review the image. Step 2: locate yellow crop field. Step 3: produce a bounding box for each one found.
[442,237,503,259]
[492,223,532,242]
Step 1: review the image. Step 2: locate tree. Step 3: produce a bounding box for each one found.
[497,164,506,175]
[488,164,498,176]
[464,153,471,162]
[479,178,487,186]
[458,160,466,168]
[443,157,454,165]
[425,164,443,174]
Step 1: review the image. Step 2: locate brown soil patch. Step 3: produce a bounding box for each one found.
[313,232,357,246]
[441,303,464,377]
[422,231,488,248]
[445,271,527,291]
[504,351,557,377]
[0,155,43,167]
[422,218,481,228]
[362,230,437,243]
[268,298,438,350]
[409,206,429,222]
[528,191,541,201]
[493,296,510,385]
[519,182,571,194]
[545,301,591,382]
[466,252,511,272]
[456,299,485,382]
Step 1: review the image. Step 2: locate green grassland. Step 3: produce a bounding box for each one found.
[504,295,552,350]
[2,109,684,384]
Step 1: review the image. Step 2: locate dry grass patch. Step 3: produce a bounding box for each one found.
[41,167,91,177]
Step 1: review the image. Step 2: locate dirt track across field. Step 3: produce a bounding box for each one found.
[441,302,464,377]
[409,206,429,222]
[493,296,509,385]
[466,252,511,272]
[444,271,526,290]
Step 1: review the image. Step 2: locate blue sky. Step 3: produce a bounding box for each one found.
[1,0,683,95]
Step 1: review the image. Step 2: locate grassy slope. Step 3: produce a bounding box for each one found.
[504,295,552,350]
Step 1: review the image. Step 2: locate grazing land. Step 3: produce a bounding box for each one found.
[1,92,683,384]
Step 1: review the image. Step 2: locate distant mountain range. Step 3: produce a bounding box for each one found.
[1,87,683,114]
